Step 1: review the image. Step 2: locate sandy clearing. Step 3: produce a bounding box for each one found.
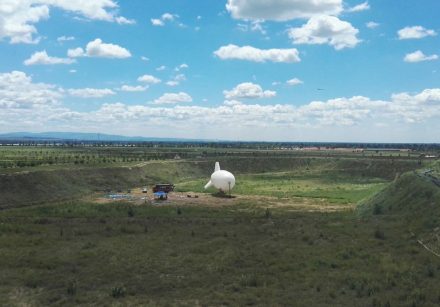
[89,187,354,212]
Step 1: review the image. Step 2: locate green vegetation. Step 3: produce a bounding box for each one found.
[0,146,439,305]
[2,199,440,305]
[358,171,440,232]
[177,170,387,204]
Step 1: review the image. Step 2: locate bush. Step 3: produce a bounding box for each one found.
[373,203,382,215]
[67,280,77,296]
[265,208,271,219]
[374,229,385,240]
[127,207,135,217]
[111,286,126,298]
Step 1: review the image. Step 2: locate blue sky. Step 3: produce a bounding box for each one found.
[0,0,439,142]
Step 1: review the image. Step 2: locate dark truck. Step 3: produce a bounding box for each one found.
[152,184,175,193]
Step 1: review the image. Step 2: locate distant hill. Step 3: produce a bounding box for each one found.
[0,132,206,142]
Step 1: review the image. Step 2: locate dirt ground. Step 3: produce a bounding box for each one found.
[90,187,353,212]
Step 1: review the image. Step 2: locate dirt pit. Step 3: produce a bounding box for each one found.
[90,187,353,212]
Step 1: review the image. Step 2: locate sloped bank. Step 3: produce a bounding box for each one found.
[0,157,422,209]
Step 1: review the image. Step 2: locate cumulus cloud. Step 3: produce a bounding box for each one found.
[404,50,438,63]
[175,63,189,72]
[2,70,440,142]
[398,26,437,40]
[119,85,148,92]
[151,18,164,26]
[286,78,304,86]
[68,38,131,59]
[226,0,343,21]
[68,88,115,98]
[115,16,135,25]
[224,82,276,99]
[345,1,370,13]
[156,65,166,71]
[0,0,132,44]
[214,44,301,63]
[0,71,61,108]
[287,15,361,50]
[166,81,179,87]
[57,35,74,42]
[237,20,267,36]
[152,92,193,105]
[151,13,178,26]
[366,21,379,29]
[223,99,243,106]
[137,74,161,84]
[24,50,75,65]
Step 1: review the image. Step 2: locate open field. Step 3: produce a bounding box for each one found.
[0,147,439,305]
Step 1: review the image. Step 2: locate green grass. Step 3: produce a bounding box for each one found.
[0,151,437,305]
[1,200,440,306]
[176,170,388,204]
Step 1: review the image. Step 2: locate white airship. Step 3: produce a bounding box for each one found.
[204,162,235,193]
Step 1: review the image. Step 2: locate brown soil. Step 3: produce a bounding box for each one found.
[89,187,353,212]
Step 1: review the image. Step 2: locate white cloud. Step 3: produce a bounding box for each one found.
[224,82,276,99]
[156,65,166,71]
[69,69,76,73]
[287,15,361,50]
[224,99,243,106]
[57,35,74,42]
[68,88,115,98]
[152,92,193,105]
[345,1,370,13]
[0,71,61,108]
[24,50,75,65]
[286,78,304,86]
[166,81,179,87]
[226,0,343,21]
[68,39,131,58]
[237,20,267,36]
[115,16,135,25]
[67,47,85,58]
[161,13,175,21]
[174,74,186,82]
[137,74,161,84]
[151,12,178,26]
[175,63,189,71]
[404,50,438,63]
[0,0,131,44]
[366,21,379,29]
[141,56,150,62]
[214,44,300,63]
[166,73,187,87]
[119,85,148,92]
[2,71,440,142]
[151,18,164,26]
[398,26,437,40]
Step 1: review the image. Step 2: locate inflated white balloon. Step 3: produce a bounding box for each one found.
[204,162,235,192]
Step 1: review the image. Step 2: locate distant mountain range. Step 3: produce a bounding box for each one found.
[0,132,206,142]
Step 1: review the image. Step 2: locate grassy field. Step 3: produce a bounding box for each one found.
[0,147,439,305]
[1,199,440,306]
[177,169,388,204]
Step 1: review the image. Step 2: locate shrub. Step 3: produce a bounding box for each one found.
[67,280,77,296]
[265,208,271,219]
[127,207,135,217]
[373,203,382,215]
[111,286,126,298]
[374,229,385,240]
